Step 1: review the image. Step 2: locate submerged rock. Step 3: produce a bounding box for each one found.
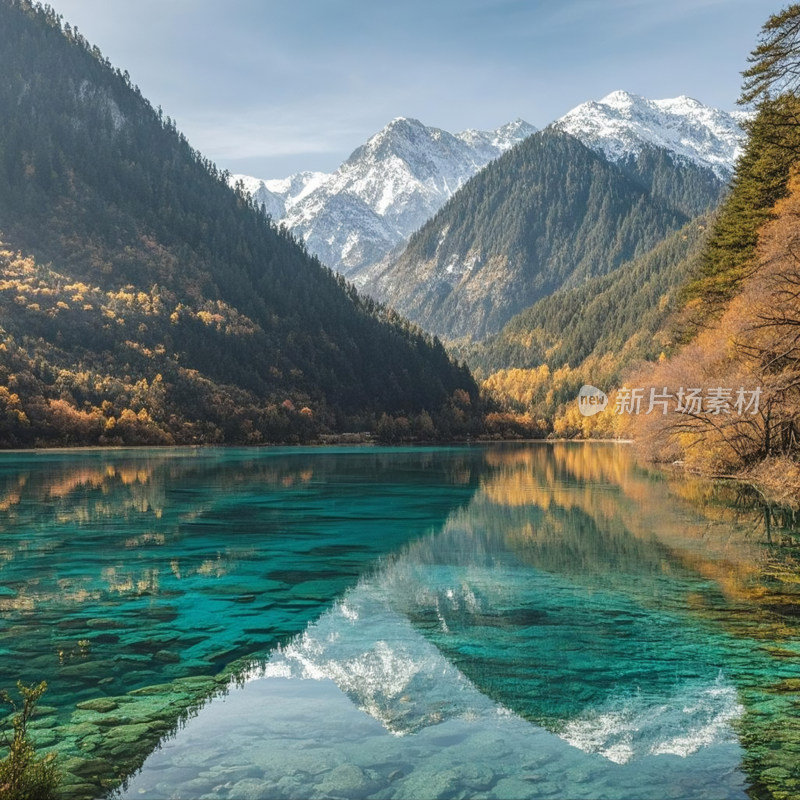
[228,777,272,800]
[153,649,181,663]
[316,764,376,798]
[76,698,118,713]
[85,618,124,630]
[103,721,156,744]
[58,658,117,678]
[129,682,176,695]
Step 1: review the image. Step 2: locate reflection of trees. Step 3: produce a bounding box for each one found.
[1,444,794,620]
[383,452,739,731]
[478,443,800,626]
[0,460,167,528]
[384,443,800,788]
[0,448,486,612]
[0,445,493,740]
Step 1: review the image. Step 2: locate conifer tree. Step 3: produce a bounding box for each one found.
[741,3,800,104]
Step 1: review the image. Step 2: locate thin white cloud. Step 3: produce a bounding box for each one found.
[185,114,363,159]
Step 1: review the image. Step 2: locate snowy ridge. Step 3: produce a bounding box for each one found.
[230,175,285,221]
[560,676,743,764]
[230,170,329,223]
[232,117,535,275]
[232,93,747,277]
[554,90,748,179]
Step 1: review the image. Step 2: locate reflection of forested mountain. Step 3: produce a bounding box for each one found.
[0,446,498,800]
[0,447,491,703]
[372,444,800,785]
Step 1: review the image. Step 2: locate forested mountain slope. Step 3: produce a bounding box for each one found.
[360,129,727,342]
[473,220,709,433]
[0,0,478,446]
[472,218,709,376]
[617,89,800,484]
[547,3,800,503]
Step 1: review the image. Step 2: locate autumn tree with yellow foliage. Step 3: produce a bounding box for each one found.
[621,5,800,494]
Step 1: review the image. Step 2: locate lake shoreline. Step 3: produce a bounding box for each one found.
[0,436,792,509]
[0,437,634,454]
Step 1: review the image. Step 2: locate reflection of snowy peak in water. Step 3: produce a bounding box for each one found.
[259,582,500,735]
[254,511,743,762]
[560,677,742,764]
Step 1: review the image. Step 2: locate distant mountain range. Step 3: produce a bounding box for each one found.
[359,129,726,341]
[235,92,746,293]
[232,118,536,275]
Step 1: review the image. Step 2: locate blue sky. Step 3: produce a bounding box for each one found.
[53,0,774,178]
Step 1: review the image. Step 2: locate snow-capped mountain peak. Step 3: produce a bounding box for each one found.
[456,118,537,155]
[494,118,538,141]
[263,170,330,204]
[230,174,286,220]
[554,91,748,178]
[239,117,536,276]
[231,94,746,279]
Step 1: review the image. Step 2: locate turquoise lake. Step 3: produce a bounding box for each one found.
[1,443,799,799]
